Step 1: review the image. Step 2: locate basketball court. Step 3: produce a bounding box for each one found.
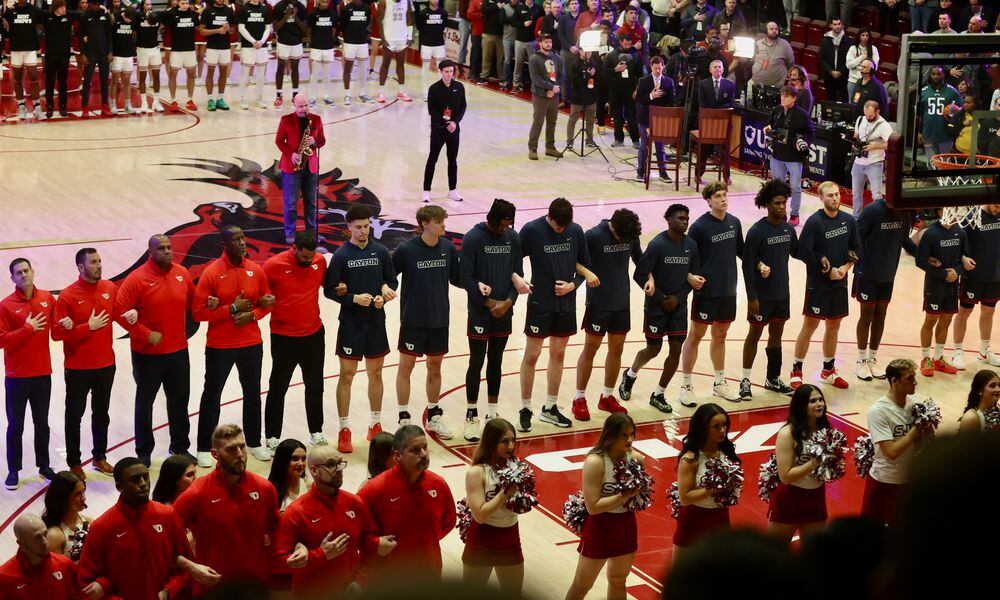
[1,33,999,598]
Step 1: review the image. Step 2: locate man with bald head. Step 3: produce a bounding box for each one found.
[274,445,396,596]
[0,514,79,598]
[275,94,327,245]
[115,235,197,467]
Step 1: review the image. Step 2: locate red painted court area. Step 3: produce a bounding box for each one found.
[449,406,868,587]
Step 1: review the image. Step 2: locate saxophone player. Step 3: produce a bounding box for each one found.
[275,94,327,245]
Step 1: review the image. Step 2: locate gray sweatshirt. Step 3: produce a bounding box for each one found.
[529,48,564,97]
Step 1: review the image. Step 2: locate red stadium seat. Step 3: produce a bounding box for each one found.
[791,41,805,65]
[852,5,880,32]
[877,62,897,85]
[875,35,900,65]
[846,26,860,41]
[791,17,810,45]
[898,11,911,34]
[801,46,820,79]
[806,20,826,47]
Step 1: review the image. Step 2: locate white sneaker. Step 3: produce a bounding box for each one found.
[240,100,250,110]
[422,191,431,203]
[978,346,1000,367]
[35,106,46,120]
[309,432,329,446]
[196,451,214,468]
[678,384,696,407]
[868,358,886,379]
[153,100,165,112]
[249,446,272,462]
[427,414,453,439]
[109,104,118,115]
[855,358,873,381]
[448,189,463,202]
[127,105,140,114]
[256,99,268,109]
[463,417,481,442]
[16,104,27,119]
[712,380,740,402]
[344,94,352,106]
[266,437,279,453]
[952,351,966,371]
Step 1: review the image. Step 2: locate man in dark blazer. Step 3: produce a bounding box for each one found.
[635,55,676,182]
[275,94,327,245]
[695,59,735,183]
[819,17,850,103]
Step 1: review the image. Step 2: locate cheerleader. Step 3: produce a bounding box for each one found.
[958,370,1000,433]
[565,413,641,600]
[767,385,829,542]
[463,418,524,593]
[673,404,739,562]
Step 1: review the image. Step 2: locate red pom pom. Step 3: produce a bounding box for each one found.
[457,499,473,543]
[854,434,875,479]
[700,456,744,507]
[495,456,539,514]
[613,457,655,512]
[757,453,780,502]
[668,482,681,519]
[562,490,588,534]
[804,427,850,483]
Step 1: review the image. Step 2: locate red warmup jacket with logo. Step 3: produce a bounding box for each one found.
[357,465,456,578]
[0,550,80,599]
[78,500,192,600]
[275,111,327,174]
[52,278,119,371]
[172,467,280,596]
[272,486,380,596]
[262,249,326,338]
[0,287,55,378]
[113,259,195,356]
[191,255,272,349]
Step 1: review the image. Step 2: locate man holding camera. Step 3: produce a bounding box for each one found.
[603,34,643,149]
[528,33,564,160]
[850,100,893,218]
[766,85,814,227]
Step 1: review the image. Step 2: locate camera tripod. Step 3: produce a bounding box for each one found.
[558,110,609,163]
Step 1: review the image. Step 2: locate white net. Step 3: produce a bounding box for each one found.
[941,205,985,229]
[930,154,997,229]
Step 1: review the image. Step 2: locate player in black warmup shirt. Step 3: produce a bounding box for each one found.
[459,199,527,441]
[339,0,374,105]
[740,180,798,400]
[160,0,200,111]
[39,0,82,118]
[517,198,596,432]
[272,0,308,106]
[199,0,236,111]
[619,204,704,413]
[951,204,1000,370]
[135,0,166,113]
[110,5,139,115]
[573,209,642,420]
[791,181,861,390]
[416,0,448,100]
[678,182,744,406]
[322,205,397,455]
[392,206,462,440]
[307,0,339,106]
[3,0,45,119]
[237,0,271,110]
[79,0,113,117]
[423,60,467,204]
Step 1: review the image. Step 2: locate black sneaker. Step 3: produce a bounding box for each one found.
[618,369,636,401]
[4,472,18,491]
[39,467,56,481]
[658,173,672,182]
[540,405,572,428]
[518,407,533,432]
[765,377,795,395]
[398,410,412,425]
[649,392,673,413]
[739,378,753,400]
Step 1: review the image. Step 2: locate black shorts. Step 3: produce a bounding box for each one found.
[582,308,630,336]
[924,284,959,314]
[336,319,390,361]
[959,279,1000,308]
[468,313,513,339]
[691,295,737,324]
[643,311,688,341]
[747,298,790,325]
[852,275,894,304]
[803,287,849,320]
[525,304,576,338]
[398,326,449,356]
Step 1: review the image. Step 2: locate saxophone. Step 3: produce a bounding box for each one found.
[294,121,314,171]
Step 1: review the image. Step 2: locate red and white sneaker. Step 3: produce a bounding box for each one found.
[933,357,958,374]
[185,99,198,111]
[366,422,383,441]
[789,369,804,389]
[919,357,935,377]
[597,394,628,414]
[376,92,386,103]
[274,96,283,108]
[397,91,412,102]
[819,367,849,389]
[571,397,591,421]
[169,101,179,112]
[337,427,353,453]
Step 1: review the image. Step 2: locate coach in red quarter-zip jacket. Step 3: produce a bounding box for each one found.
[0,514,80,599]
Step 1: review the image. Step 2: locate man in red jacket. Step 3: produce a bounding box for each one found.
[114,235,197,468]
[192,225,274,466]
[275,94,327,246]
[174,424,280,595]
[273,445,397,597]
[0,514,80,599]
[0,258,57,490]
[78,457,220,599]
[52,248,121,481]
[357,425,456,581]
[263,230,329,450]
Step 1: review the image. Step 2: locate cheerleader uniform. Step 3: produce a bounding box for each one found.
[673,453,732,547]
[58,516,90,562]
[578,454,638,559]
[462,464,524,567]
[768,441,828,525]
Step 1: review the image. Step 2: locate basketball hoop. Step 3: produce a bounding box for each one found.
[929,153,1000,229]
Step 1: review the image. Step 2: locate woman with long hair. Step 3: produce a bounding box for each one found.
[767,384,831,541]
[674,403,739,562]
[267,439,308,511]
[462,418,524,593]
[846,28,879,101]
[565,413,641,600]
[959,370,1000,433]
[787,64,813,115]
[42,471,91,562]
[367,431,397,480]
[151,453,197,505]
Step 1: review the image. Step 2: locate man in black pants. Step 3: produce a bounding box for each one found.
[79,0,112,117]
[263,230,330,450]
[40,0,80,118]
[460,199,525,441]
[423,59,467,204]
[603,34,642,149]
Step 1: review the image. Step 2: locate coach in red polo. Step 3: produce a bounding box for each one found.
[275,94,327,245]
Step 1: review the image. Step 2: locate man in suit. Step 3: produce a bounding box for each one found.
[275,94,327,245]
[695,59,735,184]
[635,55,675,182]
[819,17,850,103]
